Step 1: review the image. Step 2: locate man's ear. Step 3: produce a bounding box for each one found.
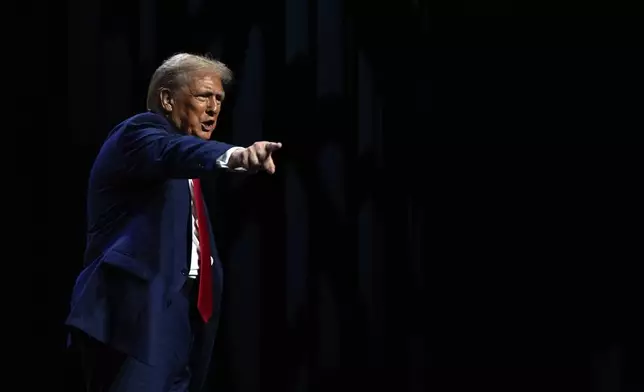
[160,88,174,112]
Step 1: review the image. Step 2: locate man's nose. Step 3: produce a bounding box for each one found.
[206,98,218,115]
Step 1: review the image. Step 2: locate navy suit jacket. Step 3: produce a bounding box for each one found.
[66,112,235,378]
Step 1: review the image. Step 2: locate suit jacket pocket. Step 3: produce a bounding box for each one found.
[101,249,153,281]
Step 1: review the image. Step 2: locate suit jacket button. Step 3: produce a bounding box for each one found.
[181,268,188,276]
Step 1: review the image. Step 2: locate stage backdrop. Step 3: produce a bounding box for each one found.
[52,0,642,391]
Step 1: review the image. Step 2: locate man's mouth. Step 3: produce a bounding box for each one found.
[201,120,215,132]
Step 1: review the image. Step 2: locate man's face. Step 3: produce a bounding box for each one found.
[162,71,225,140]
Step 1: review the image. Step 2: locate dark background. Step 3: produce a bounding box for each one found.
[44,0,642,391]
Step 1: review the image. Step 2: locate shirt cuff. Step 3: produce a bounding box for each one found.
[216,147,247,171]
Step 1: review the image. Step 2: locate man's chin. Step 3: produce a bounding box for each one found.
[194,129,212,140]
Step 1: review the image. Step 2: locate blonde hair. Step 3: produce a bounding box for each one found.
[146,53,233,112]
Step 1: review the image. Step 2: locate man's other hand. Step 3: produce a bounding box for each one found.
[229,141,283,174]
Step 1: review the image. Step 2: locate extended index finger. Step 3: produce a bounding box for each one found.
[265,142,282,153]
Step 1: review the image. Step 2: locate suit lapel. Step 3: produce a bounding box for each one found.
[170,179,191,292]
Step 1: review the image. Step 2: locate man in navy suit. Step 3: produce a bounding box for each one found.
[65,53,281,391]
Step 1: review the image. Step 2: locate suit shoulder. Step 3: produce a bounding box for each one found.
[105,112,172,141]
[126,111,172,130]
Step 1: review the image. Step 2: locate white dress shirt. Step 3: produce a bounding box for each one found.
[188,147,245,278]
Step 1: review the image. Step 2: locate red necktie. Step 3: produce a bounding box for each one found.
[192,179,213,323]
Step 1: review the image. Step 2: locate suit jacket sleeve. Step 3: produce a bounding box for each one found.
[118,114,237,179]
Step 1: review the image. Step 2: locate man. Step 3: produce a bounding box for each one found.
[65,53,281,391]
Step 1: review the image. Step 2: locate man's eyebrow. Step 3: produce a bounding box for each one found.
[196,90,225,100]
